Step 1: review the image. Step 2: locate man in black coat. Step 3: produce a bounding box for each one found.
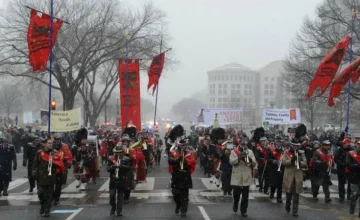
[334,137,353,202]
[0,138,17,196]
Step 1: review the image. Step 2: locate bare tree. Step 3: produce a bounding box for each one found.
[0,85,23,118]
[0,0,170,111]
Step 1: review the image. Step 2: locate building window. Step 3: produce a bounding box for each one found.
[265,77,268,81]
[265,90,269,95]
[237,84,241,89]
[271,77,275,81]
[219,84,222,89]
[270,90,274,95]
[235,75,238,80]
[225,75,229,81]
[270,84,274,89]
[265,84,269,89]
[244,90,248,95]
[239,75,242,81]
[231,84,235,89]
[230,75,233,81]
[264,98,269,104]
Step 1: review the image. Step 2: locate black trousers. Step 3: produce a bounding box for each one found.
[270,186,282,200]
[53,174,63,202]
[155,150,161,164]
[258,167,269,192]
[110,187,125,214]
[124,189,131,201]
[285,182,299,214]
[338,173,351,199]
[312,182,330,199]
[221,171,232,194]
[27,164,36,189]
[38,185,54,214]
[233,186,249,214]
[172,188,189,213]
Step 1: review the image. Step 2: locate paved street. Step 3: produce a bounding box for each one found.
[0,153,356,219]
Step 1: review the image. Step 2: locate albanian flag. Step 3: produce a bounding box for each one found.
[328,58,360,106]
[306,35,351,99]
[27,9,63,72]
[147,52,165,95]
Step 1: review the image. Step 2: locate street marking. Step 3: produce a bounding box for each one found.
[198,206,211,220]
[98,178,110,192]
[99,191,172,198]
[52,210,78,214]
[8,178,28,191]
[303,181,336,193]
[62,180,80,193]
[65,208,83,220]
[0,193,86,201]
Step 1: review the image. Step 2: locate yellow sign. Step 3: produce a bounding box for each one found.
[40,108,81,132]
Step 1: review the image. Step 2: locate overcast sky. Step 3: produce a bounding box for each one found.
[0,0,324,118]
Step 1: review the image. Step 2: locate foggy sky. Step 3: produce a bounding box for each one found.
[0,0,324,119]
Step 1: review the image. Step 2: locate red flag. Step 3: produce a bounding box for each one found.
[147,52,165,95]
[327,59,360,106]
[351,62,360,84]
[306,35,351,99]
[118,59,141,130]
[27,9,63,72]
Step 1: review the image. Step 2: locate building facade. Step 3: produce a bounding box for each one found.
[206,61,296,124]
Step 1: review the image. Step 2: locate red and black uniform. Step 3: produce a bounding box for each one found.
[168,146,196,216]
[254,143,269,193]
[266,146,284,202]
[346,150,360,215]
[311,149,333,201]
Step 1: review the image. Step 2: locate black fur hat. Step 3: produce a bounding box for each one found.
[168,124,185,143]
[210,127,226,143]
[75,128,88,145]
[295,124,307,139]
[122,126,137,139]
[252,127,265,142]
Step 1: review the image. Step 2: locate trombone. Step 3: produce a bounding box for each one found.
[180,150,185,171]
[48,152,53,176]
[277,153,284,172]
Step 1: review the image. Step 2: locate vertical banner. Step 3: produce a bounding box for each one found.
[27,9,63,72]
[119,59,141,130]
[147,52,165,95]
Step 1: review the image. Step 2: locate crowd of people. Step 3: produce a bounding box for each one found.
[0,123,360,218]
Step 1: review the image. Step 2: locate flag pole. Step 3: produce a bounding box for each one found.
[153,35,163,128]
[47,0,54,136]
[346,8,356,135]
[125,34,130,127]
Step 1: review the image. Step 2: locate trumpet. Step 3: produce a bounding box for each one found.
[328,155,333,175]
[180,150,185,170]
[48,152,53,176]
[277,153,284,171]
[115,157,121,178]
[295,150,300,170]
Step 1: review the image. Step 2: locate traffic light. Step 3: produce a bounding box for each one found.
[51,100,56,110]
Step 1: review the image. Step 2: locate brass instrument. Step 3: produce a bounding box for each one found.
[180,150,185,170]
[115,157,121,178]
[327,152,333,175]
[130,139,145,149]
[48,152,53,176]
[295,150,300,169]
[224,148,231,156]
[222,140,229,146]
[277,153,284,171]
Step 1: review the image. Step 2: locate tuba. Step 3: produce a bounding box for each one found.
[130,139,145,149]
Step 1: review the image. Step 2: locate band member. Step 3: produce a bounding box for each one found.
[0,138,17,196]
[108,145,131,216]
[153,132,163,165]
[311,140,333,202]
[168,134,196,217]
[346,140,360,216]
[53,135,73,205]
[121,131,136,204]
[335,137,353,202]
[282,139,307,216]
[230,138,257,217]
[32,138,64,217]
[72,128,98,190]
[255,136,269,194]
[219,138,233,195]
[267,137,284,203]
[208,127,225,187]
[23,135,41,193]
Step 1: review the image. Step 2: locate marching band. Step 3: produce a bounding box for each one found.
[1,117,360,218]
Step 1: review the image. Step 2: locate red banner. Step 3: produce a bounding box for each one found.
[306,35,351,99]
[328,58,360,106]
[27,9,63,72]
[119,59,141,130]
[147,52,165,95]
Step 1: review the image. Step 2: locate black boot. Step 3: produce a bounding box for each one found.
[285,193,292,213]
[3,183,8,196]
[175,203,180,214]
[292,193,299,216]
[110,207,115,216]
[233,201,238,213]
[277,189,283,203]
[349,199,356,214]
[40,205,45,215]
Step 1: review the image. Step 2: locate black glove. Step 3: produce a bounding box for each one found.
[291,156,297,162]
[22,162,27,167]
[248,158,253,164]
[68,164,72,169]
[13,166,17,171]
